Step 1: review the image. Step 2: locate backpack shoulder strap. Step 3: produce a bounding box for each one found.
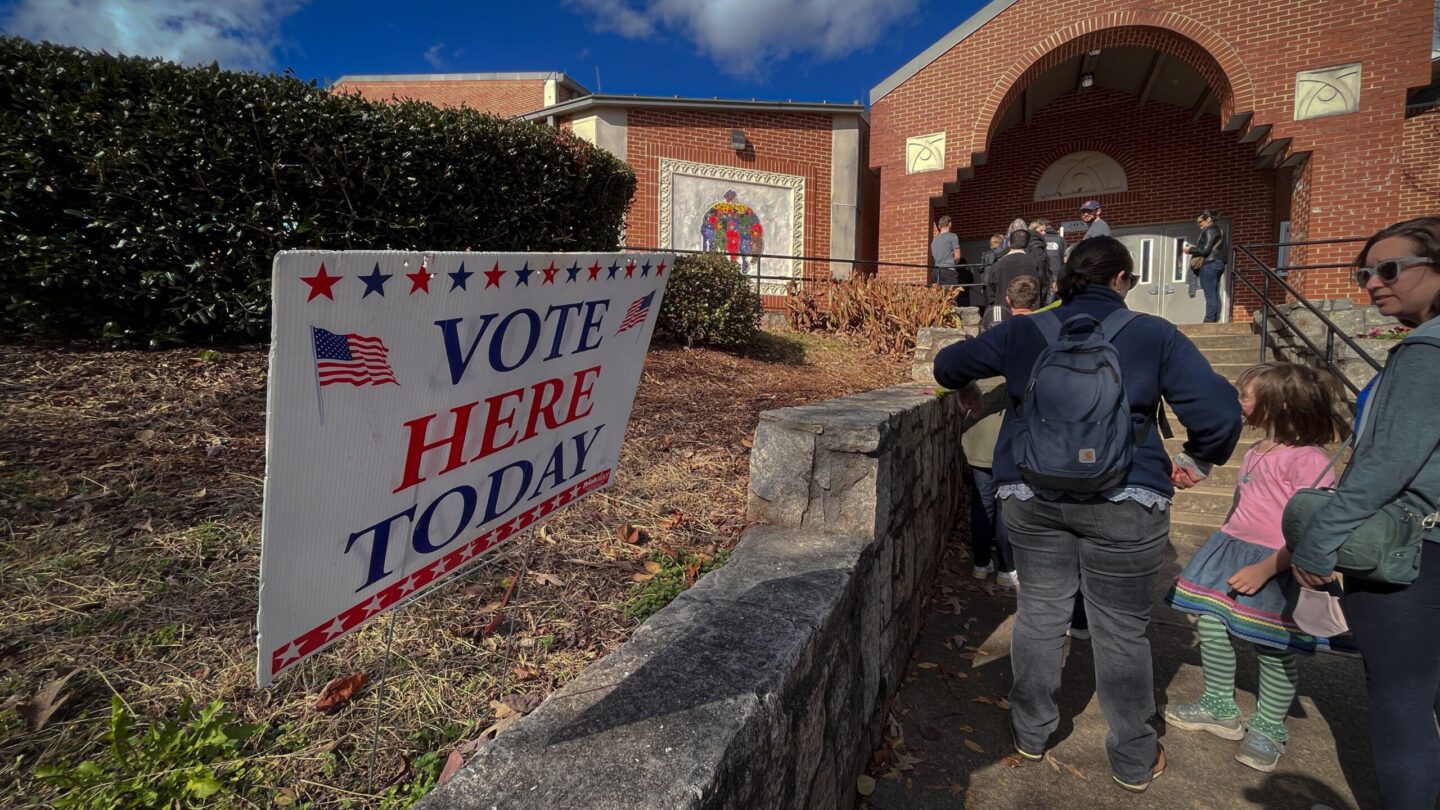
[1033,310,1063,346]
[1099,308,1142,341]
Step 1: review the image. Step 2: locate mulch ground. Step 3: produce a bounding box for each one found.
[0,330,907,808]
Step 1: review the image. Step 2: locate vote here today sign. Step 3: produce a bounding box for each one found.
[257,251,671,686]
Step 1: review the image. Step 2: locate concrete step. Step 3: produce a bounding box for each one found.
[1171,514,1221,546]
[1194,347,1263,365]
[1186,333,1262,351]
[1177,322,1256,337]
[1170,486,1236,519]
[1210,363,1251,383]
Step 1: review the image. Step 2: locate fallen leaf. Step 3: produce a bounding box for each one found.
[530,572,564,587]
[18,669,80,732]
[658,512,687,529]
[500,693,542,715]
[134,429,155,443]
[273,788,296,806]
[997,697,1011,709]
[964,739,985,754]
[630,571,657,583]
[1047,755,1061,773]
[683,561,700,586]
[617,523,648,545]
[190,488,207,499]
[313,673,369,713]
[1002,754,1023,768]
[856,775,876,796]
[513,666,537,682]
[740,436,754,449]
[917,662,938,669]
[973,696,995,705]
[1062,762,1087,780]
[437,750,465,786]
[957,723,973,733]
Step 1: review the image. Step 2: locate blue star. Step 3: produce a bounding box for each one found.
[360,263,391,298]
[640,261,652,277]
[565,261,582,283]
[514,262,534,286]
[606,261,621,280]
[448,261,474,291]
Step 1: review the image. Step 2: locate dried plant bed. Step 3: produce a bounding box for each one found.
[0,331,906,808]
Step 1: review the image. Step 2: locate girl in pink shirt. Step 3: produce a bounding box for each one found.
[1163,363,1345,773]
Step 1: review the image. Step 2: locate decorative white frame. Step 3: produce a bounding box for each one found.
[1294,63,1362,121]
[1033,151,1128,202]
[658,158,806,294]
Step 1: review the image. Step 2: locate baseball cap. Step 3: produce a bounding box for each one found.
[1080,200,1101,212]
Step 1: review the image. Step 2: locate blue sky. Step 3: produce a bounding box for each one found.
[0,0,990,107]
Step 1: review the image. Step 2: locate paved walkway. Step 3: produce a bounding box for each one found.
[866,540,1379,810]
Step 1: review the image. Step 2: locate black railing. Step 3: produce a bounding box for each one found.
[619,245,988,307]
[1230,238,1381,396]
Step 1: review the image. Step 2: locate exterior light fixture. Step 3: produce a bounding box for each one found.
[730,128,747,151]
[1088,49,1102,56]
[1080,72,1095,89]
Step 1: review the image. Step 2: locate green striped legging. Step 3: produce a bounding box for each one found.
[1195,614,1299,741]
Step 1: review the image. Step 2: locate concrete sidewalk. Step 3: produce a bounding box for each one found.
[865,543,1378,810]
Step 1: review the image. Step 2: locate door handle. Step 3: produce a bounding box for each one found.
[1147,288,1159,295]
[1163,285,1175,294]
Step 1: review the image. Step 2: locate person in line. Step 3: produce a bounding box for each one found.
[1032,219,1064,306]
[962,275,1043,590]
[1078,200,1111,240]
[983,230,1043,327]
[935,236,1241,793]
[976,233,1005,310]
[1289,216,1440,809]
[1183,210,1227,323]
[1164,363,1344,773]
[930,215,962,288]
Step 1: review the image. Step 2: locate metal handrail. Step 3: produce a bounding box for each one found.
[1231,238,1382,396]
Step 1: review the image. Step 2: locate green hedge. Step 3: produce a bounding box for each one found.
[0,37,636,345]
[656,253,763,348]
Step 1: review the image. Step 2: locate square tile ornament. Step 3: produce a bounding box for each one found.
[256,251,670,686]
[906,131,946,174]
[1294,63,1362,120]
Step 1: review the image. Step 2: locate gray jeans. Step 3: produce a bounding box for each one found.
[1003,496,1169,783]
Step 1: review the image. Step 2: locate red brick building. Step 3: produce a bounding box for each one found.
[331,72,589,118]
[869,0,1440,317]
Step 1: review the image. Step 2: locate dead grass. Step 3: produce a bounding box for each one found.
[0,330,907,808]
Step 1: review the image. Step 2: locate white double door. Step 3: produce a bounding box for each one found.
[1114,222,1222,323]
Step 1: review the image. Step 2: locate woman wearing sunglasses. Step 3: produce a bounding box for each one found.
[1289,216,1440,808]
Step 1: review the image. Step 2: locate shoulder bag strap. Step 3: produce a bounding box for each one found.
[1033,310,1063,346]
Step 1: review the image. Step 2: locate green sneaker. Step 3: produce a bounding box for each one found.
[1235,729,1285,773]
[1162,702,1245,740]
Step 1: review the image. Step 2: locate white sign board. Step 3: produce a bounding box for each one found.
[257,251,670,686]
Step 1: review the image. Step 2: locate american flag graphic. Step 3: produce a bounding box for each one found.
[312,327,399,386]
[616,292,655,334]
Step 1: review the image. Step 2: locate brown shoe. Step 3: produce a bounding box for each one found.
[1112,744,1166,793]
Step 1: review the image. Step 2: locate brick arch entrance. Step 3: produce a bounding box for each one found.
[972,14,1256,159]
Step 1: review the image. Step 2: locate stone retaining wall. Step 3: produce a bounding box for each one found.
[421,384,971,809]
[1254,299,1394,392]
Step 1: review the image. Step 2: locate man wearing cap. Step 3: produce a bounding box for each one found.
[1078,200,1111,240]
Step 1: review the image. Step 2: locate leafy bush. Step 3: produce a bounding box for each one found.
[656,253,762,348]
[0,37,635,346]
[35,696,260,808]
[786,275,961,354]
[623,550,729,624]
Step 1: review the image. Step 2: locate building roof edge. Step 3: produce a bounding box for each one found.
[869,0,1018,105]
[331,71,590,94]
[516,94,868,120]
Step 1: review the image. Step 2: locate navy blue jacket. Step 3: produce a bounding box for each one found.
[934,285,1242,498]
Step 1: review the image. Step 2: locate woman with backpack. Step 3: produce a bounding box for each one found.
[1287,216,1440,809]
[934,236,1242,793]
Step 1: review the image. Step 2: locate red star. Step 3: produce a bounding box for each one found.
[656,261,666,277]
[587,261,602,281]
[406,264,433,294]
[541,261,559,285]
[301,263,342,302]
[625,261,636,278]
[484,262,506,288]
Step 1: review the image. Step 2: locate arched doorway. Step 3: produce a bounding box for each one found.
[936,33,1286,323]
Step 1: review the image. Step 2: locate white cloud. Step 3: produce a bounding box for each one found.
[424,41,445,70]
[1,0,306,71]
[566,0,917,77]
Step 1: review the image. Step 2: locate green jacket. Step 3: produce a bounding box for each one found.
[1291,317,1440,575]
